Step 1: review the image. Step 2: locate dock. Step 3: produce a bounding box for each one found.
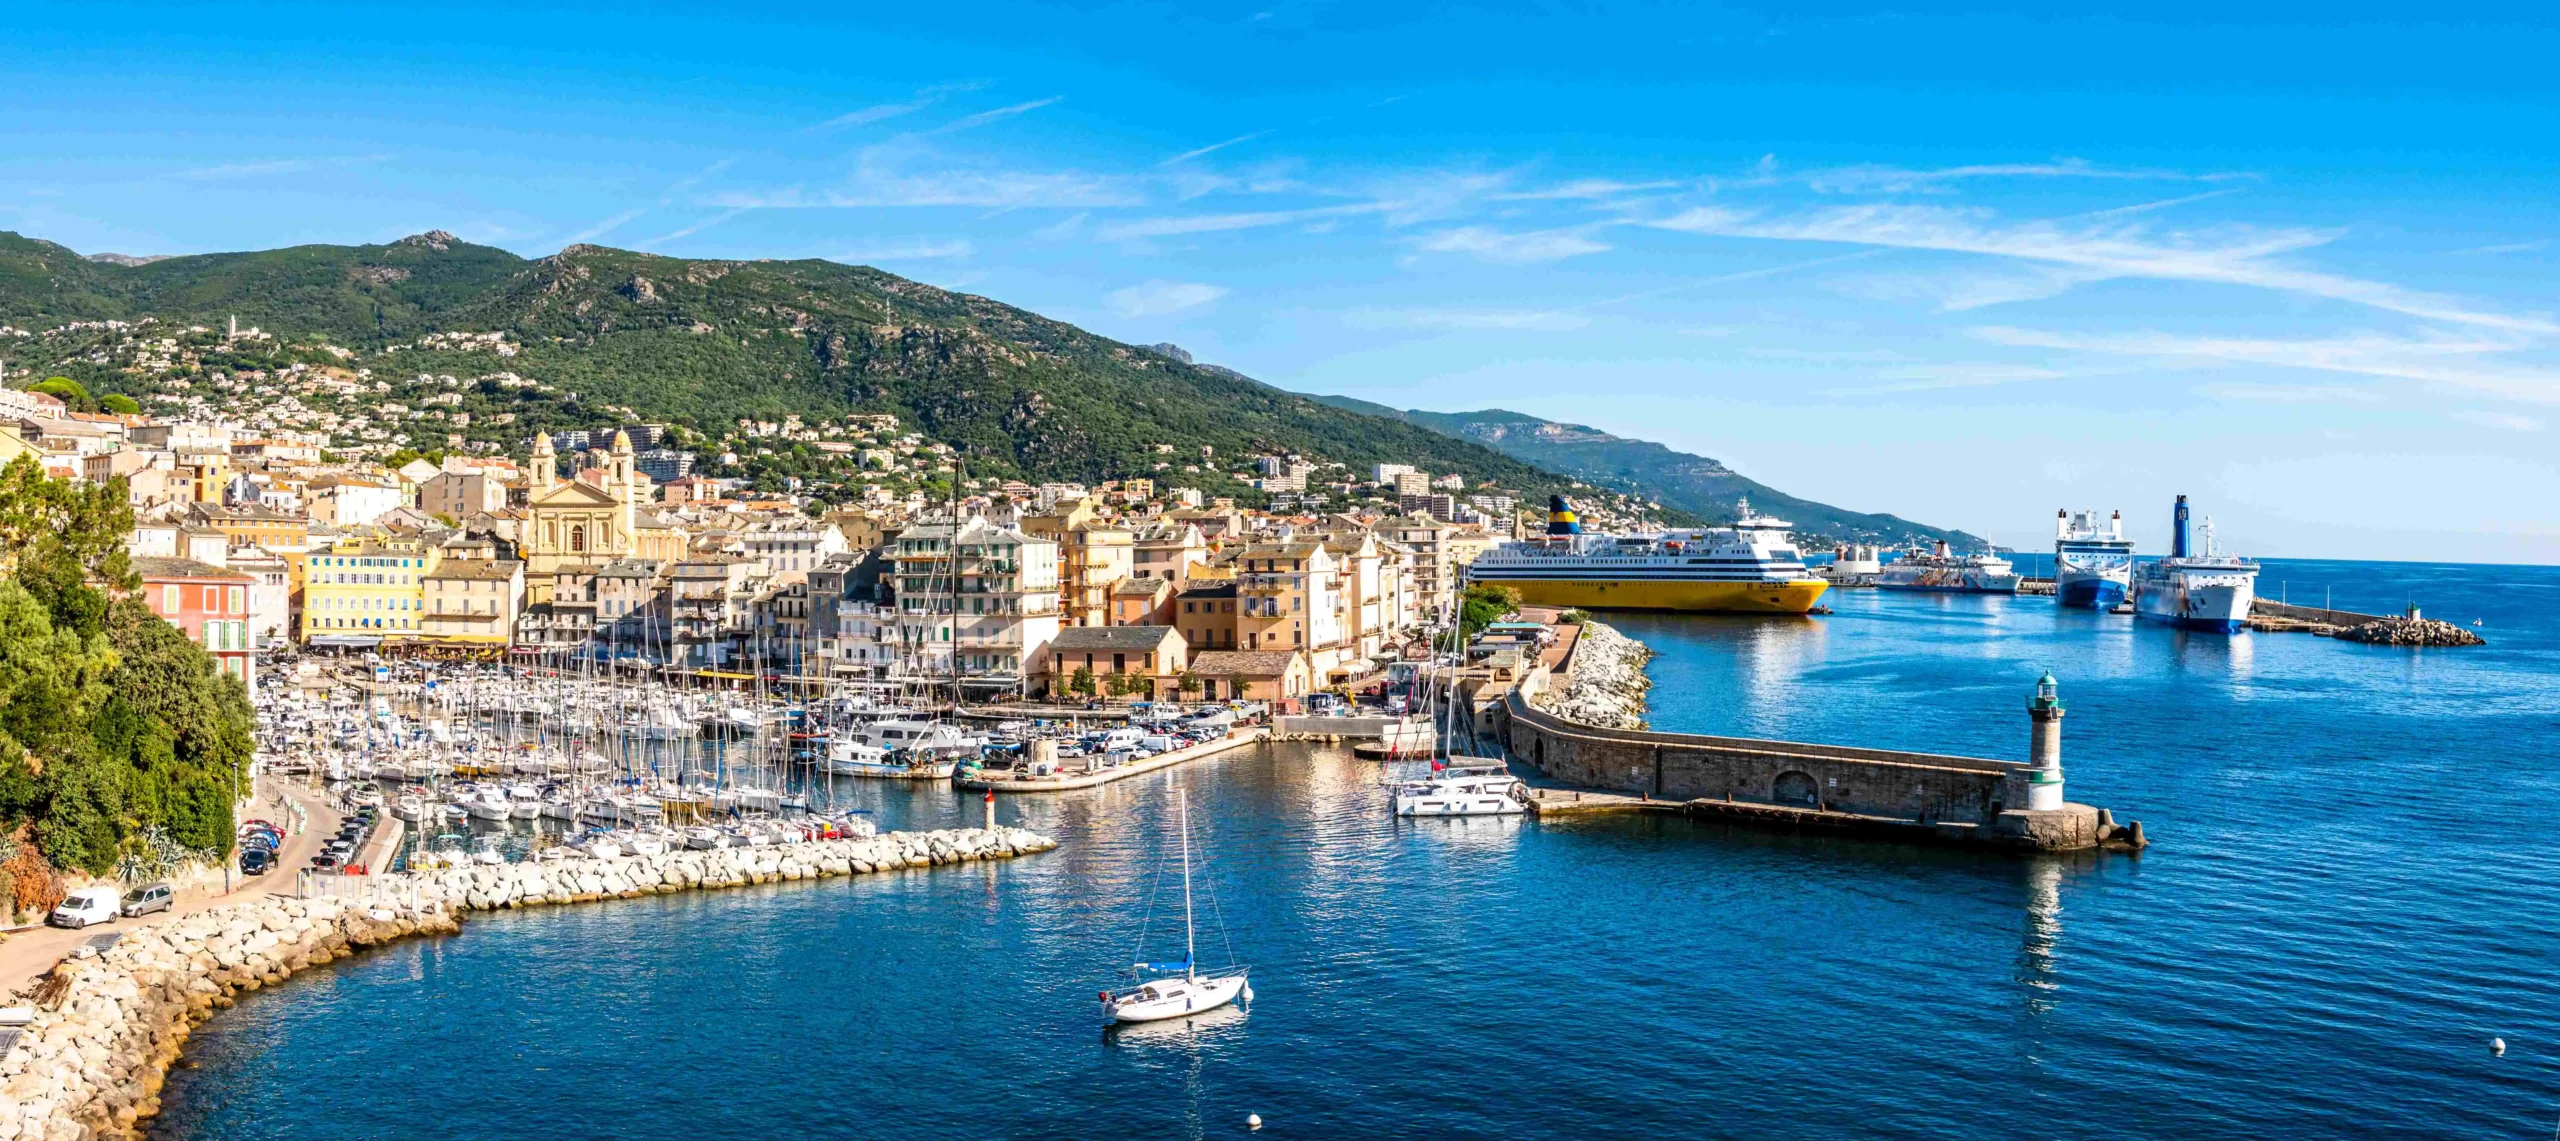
[957,729,1269,793]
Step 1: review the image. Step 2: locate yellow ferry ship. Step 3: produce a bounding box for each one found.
[1464,497,1830,614]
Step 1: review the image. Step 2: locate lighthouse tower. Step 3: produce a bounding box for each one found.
[2026,673,2066,811]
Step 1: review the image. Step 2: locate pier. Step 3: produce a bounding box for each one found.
[958,728,1269,793]
[1494,652,2143,853]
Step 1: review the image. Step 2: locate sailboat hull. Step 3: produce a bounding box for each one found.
[1106,972,1250,1024]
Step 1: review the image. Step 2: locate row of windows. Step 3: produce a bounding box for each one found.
[161,584,246,616]
[317,596,418,611]
[324,572,412,585]
[313,617,416,630]
[203,620,247,652]
[314,556,422,569]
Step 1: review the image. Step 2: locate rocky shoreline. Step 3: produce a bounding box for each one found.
[0,826,1055,1141]
[1529,620,1653,730]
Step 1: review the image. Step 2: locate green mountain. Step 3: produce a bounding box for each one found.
[1305,395,1979,547]
[0,230,1648,514]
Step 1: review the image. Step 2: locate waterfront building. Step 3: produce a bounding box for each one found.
[421,558,525,649]
[668,555,766,669]
[135,555,257,695]
[1230,539,1347,676]
[889,515,1061,690]
[225,545,293,646]
[1185,649,1313,703]
[1046,625,1188,700]
[1109,576,1176,626]
[299,540,438,644]
[1176,580,1239,652]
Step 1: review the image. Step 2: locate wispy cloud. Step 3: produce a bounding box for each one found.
[1973,325,2560,405]
[921,97,1064,136]
[1826,363,2077,395]
[1802,158,2256,194]
[810,81,989,132]
[1097,203,1384,241]
[2452,239,2550,256]
[2200,383,2386,404]
[178,154,392,180]
[1346,308,1591,332]
[1413,225,1612,264]
[1652,203,2560,333]
[835,239,972,262]
[1107,280,1230,317]
[1161,131,1271,166]
[2453,409,2545,431]
[565,207,648,244]
[637,207,752,249]
[720,152,1138,210]
[1494,178,1684,201]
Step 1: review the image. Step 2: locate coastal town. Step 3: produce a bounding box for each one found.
[0,333,1607,706]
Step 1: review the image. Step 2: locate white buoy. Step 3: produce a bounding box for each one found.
[1247,1113,1263,1131]
[2493,1037,2506,1055]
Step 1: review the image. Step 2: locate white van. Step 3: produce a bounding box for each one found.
[49,886,119,929]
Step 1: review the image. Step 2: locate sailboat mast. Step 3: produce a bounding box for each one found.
[1179,788,1196,980]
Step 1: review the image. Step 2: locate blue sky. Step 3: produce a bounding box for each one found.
[6,1,2558,561]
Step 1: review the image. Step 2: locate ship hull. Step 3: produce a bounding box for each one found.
[1476,576,1829,614]
[2056,576,2128,609]
[2132,568,2255,633]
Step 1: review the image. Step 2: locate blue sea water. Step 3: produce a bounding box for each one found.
[155,561,2560,1139]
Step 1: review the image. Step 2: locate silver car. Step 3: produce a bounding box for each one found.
[120,882,175,918]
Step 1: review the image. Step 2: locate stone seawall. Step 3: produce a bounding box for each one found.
[1503,674,2128,853]
[1527,621,1651,729]
[0,827,1055,1141]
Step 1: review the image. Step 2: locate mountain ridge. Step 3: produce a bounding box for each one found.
[1303,393,1981,546]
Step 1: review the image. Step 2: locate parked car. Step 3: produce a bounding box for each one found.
[121,882,175,918]
[48,887,120,929]
[239,847,274,876]
[310,852,342,869]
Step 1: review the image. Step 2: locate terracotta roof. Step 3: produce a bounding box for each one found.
[1188,650,1301,677]
[132,556,252,581]
[425,560,523,581]
[1048,625,1182,653]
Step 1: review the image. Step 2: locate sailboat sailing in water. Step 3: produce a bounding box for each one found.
[1101,790,1252,1024]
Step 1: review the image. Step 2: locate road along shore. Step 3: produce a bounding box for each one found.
[0,826,1056,1141]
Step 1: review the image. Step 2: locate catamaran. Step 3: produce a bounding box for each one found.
[1102,790,1251,1024]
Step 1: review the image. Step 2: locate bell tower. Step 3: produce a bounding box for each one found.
[530,432,557,497]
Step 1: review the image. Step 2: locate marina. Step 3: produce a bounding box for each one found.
[141,558,2560,1139]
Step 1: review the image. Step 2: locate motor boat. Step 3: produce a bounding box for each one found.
[461,787,513,821]
[506,783,543,820]
[683,825,731,851]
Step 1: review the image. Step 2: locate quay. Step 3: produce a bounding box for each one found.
[958,728,1270,793]
[1486,630,2145,854]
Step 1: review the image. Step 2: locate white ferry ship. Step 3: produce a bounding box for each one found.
[2131,495,2258,633]
[1463,497,1828,614]
[2053,508,2135,609]
[1875,541,2021,594]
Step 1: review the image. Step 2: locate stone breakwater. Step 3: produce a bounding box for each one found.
[1530,621,1652,730]
[0,827,1055,1141]
[2336,617,2486,647]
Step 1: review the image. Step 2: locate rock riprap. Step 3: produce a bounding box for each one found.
[2335,617,2486,647]
[1530,620,1653,730]
[0,826,1055,1141]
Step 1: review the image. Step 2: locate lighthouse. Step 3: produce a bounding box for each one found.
[2025,673,2066,811]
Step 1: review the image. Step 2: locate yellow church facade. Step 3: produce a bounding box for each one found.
[522,430,688,602]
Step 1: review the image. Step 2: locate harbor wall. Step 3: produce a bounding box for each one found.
[2252,599,2389,626]
[0,826,1056,1141]
[1501,665,2113,852]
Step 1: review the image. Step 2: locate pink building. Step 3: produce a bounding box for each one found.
[135,555,258,697]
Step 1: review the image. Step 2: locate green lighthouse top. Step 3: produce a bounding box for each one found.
[2029,672,2064,712]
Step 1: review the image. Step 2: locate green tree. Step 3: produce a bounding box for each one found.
[1068,665,1096,698]
[99,393,141,415]
[1459,583,1521,640]
[29,377,92,411]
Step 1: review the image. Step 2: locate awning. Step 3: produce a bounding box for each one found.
[306,636,383,648]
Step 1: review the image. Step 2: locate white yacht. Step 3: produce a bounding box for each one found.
[1393,760,1527,817]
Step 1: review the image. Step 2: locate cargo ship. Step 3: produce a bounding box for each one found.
[2053,508,2136,609]
[2131,495,2258,632]
[1463,497,1829,613]
[1875,541,2021,594]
